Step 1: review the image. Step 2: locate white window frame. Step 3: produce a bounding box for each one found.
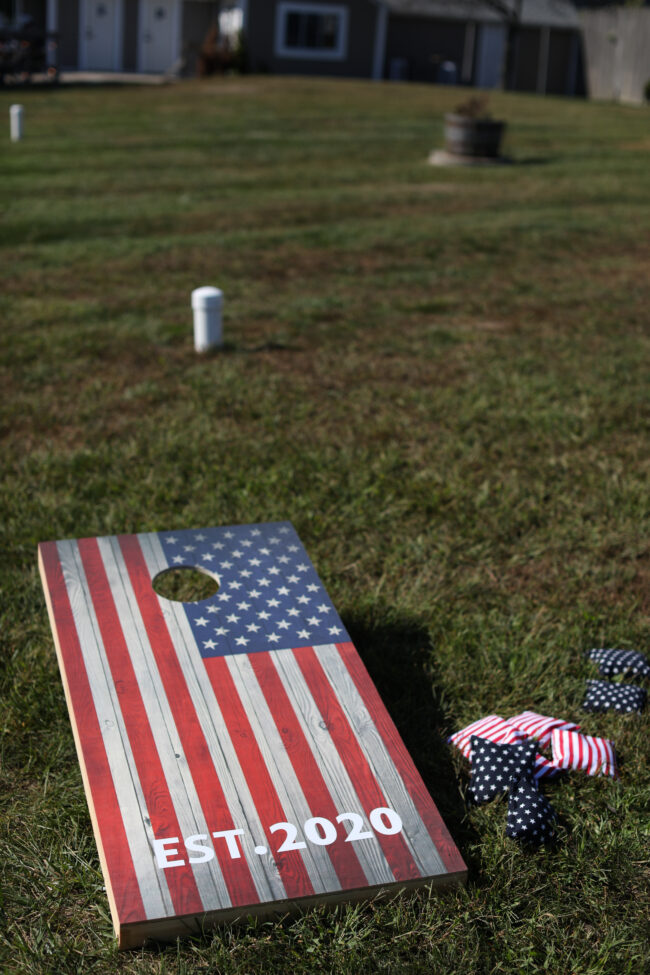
[274,2,349,61]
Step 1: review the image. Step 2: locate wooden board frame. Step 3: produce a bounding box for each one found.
[38,522,465,947]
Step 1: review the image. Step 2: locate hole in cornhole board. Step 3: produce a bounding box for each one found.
[152,566,219,603]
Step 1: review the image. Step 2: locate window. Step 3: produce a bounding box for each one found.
[275,2,348,60]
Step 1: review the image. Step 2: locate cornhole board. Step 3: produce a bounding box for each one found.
[38,522,466,948]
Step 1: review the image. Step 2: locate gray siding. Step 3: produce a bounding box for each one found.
[384,15,466,83]
[247,0,379,78]
[123,0,138,72]
[58,0,79,68]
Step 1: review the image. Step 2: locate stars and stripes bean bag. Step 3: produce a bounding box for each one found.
[468,737,538,805]
[449,714,560,780]
[550,729,619,778]
[582,679,646,714]
[39,522,465,948]
[505,775,556,846]
[586,648,650,680]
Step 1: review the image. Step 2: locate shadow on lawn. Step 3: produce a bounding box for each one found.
[343,612,477,865]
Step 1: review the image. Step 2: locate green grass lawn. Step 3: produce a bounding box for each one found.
[1,76,649,974]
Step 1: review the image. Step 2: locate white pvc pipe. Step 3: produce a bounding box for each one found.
[191,286,223,352]
[10,105,24,142]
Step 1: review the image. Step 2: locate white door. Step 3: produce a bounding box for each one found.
[80,0,122,71]
[139,0,180,73]
[474,23,506,89]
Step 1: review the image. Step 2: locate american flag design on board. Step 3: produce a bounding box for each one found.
[38,522,466,948]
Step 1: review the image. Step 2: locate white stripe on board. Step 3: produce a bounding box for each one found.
[227,651,342,895]
[57,540,172,921]
[270,648,396,888]
[139,531,282,905]
[318,643,446,878]
[99,536,228,911]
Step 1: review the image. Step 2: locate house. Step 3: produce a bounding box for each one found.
[245,0,584,95]
[3,0,583,92]
[3,0,238,74]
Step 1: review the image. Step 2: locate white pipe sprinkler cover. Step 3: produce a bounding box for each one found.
[191,286,223,352]
[191,286,222,309]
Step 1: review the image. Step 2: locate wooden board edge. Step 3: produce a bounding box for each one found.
[335,642,467,878]
[37,543,122,942]
[118,868,468,950]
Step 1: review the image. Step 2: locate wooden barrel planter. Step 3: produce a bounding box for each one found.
[444,112,505,159]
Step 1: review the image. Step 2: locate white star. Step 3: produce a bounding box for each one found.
[297,595,310,605]
[328,625,342,636]
[249,589,261,598]
[277,586,290,596]
[258,578,270,587]
[220,560,233,570]
[268,566,280,576]
[201,552,215,561]
[279,527,290,533]
[215,627,229,636]
[277,555,290,564]
[258,610,271,621]
[194,533,207,541]
[297,629,310,640]
[306,583,319,592]
[165,536,178,544]
[269,537,280,544]
[207,605,219,614]
[217,593,231,602]
[267,633,280,643]
[259,547,270,556]
[307,616,321,626]
[250,529,261,536]
[172,554,184,564]
[287,574,299,584]
[226,613,240,623]
[296,563,308,572]
[195,616,209,627]
[224,531,234,538]
[183,545,196,552]
[232,549,243,558]
[235,636,249,646]
[203,639,217,650]
[246,622,261,633]
[267,598,280,608]
[287,607,300,617]
[228,580,242,590]
[288,545,298,552]
[212,542,224,550]
[241,539,253,547]
[277,620,290,630]
[239,569,252,578]
[317,604,330,613]
[249,558,261,567]
[237,600,251,611]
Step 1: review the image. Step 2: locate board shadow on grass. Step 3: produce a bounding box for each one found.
[343,612,476,863]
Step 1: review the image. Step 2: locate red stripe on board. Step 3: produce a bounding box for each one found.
[249,652,369,892]
[337,643,466,877]
[294,646,420,883]
[203,656,315,900]
[77,538,204,919]
[118,535,260,909]
[39,541,147,926]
